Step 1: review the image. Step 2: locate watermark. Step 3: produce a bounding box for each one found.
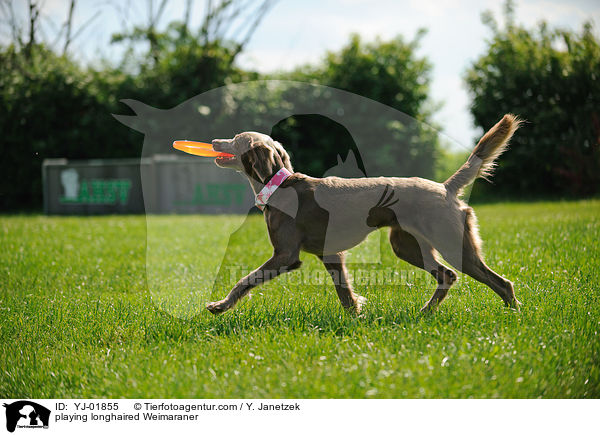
[115,80,474,318]
[227,265,435,287]
[3,401,51,433]
[1,399,594,434]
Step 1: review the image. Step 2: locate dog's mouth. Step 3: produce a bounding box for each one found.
[215,155,236,167]
[212,139,241,168]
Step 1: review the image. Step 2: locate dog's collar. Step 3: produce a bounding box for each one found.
[255,167,293,211]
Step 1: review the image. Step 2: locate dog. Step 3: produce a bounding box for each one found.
[207,114,521,315]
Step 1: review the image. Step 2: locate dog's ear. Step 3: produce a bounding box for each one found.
[252,146,277,182]
[273,141,293,172]
[242,144,278,183]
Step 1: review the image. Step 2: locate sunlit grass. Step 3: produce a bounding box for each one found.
[1,200,599,398]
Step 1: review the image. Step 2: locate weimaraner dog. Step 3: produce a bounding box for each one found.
[207,114,521,315]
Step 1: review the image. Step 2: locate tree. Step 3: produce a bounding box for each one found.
[0,44,142,210]
[275,32,440,179]
[0,0,276,210]
[111,0,275,107]
[0,0,100,57]
[465,1,600,197]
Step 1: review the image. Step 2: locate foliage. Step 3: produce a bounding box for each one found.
[0,45,140,210]
[0,0,266,210]
[107,0,274,108]
[11,0,600,209]
[111,21,255,109]
[465,3,600,197]
[1,23,442,210]
[295,32,433,118]
[275,32,440,179]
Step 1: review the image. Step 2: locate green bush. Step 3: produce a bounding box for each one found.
[465,4,600,197]
[276,32,440,179]
[0,45,140,210]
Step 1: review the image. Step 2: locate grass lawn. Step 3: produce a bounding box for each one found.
[1,200,599,398]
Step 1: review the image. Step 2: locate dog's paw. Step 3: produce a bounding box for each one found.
[206,300,231,315]
[419,303,435,314]
[419,299,443,314]
[355,295,367,315]
[343,295,366,315]
[506,298,521,312]
[445,269,458,285]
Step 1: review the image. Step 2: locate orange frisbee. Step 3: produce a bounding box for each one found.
[172,140,234,157]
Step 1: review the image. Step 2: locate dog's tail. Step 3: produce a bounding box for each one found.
[444,114,522,196]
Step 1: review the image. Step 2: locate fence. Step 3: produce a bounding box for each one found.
[42,155,255,215]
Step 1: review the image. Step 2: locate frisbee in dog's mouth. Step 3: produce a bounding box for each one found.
[172,140,234,158]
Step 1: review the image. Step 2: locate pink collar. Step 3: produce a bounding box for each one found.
[255,167,293,211]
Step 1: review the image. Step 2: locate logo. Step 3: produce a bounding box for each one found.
[59,169,132,205]
[60,168,79,200]
[3,401,50,432]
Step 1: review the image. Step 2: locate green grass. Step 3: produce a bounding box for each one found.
[1,200,599,398]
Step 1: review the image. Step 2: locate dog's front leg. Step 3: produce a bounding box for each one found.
[206,253,302,314]
[320,252,366,314]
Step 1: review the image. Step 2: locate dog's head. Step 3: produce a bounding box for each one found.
[212,132,293,183]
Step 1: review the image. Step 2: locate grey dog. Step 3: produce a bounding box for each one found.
[207,114,521,314]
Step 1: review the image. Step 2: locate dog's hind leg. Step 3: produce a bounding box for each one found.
[458,213,520,309]
[436,207,519,309]
[320,252,366,314]
[389,226,457,312]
